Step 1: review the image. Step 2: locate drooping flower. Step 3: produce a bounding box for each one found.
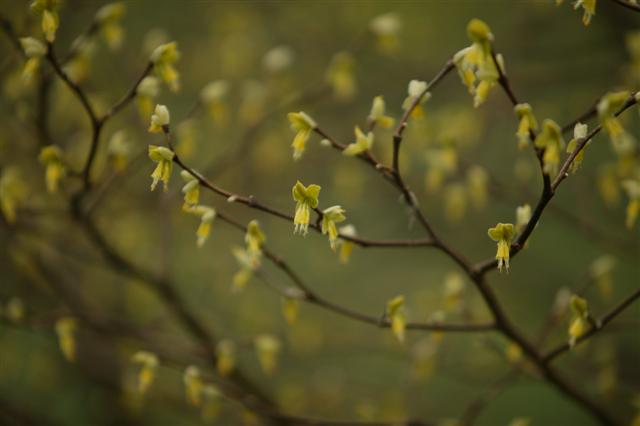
[131,351,159,395]
[216,339,236,376]
[150,42,180,91]
[183,365,203,406]
[597,91,635,156]
[147,145,174,192]
[568,295,589,347]
[254,334,281,375]
[442,272,466,313]
[401,80,430,118]
[201,385,222,421]
[566,122,589,174]
[292,181,321,235]
[337,224,357,264]
[589,255,616,301]
[466,165,489,210]
[574,0,596,26]
[107,130,130,172]
[287,112,317,160]
[136,76,161,120]
[38,145,65,193]
[188,206,216,247]
[148,104,170,133]
[0,167,28,224]
[282,289,303,325]
[487,222,515,272]
[514,103,538,149]
[245,220,266,255]
[534,119,565,176]
[180,170,200,210]
[55,317,77,362]
[200,81,230,127]
[321,205,347,250]
[262,45,294,73]
[19,37,47,83]
[368,96,395,129]
[386,295,407,343]
[325,51,356,101]
[453,19,501,108]
[30,0,60,42]
[95,2,126,50]
[369,13,402,55]
[622,179,640,229]
[231,247,259,292]
[343,126,373,157]
[515,204,531,235]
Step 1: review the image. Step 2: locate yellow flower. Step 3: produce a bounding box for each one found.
[325,51,356,101]
[216,340,236,376]
[515,204,531,235]
[568,295,589,347]
[107,130,130,172]
[131,351,159,395]
[574,0,596,26]
[136,76,161,121]
[287,112,317,161]
[443,272,466,313]
[282,290,303,325]
[231,247,259,292]
[321,205,346,250]
[201,385,222,421]
[188,206,216,247]
[292,181,321,235]
[148,104,170,133]
[466,165,489,210]
[30,0,60,42]
[255,334,281,375]
[453,19,500,108]
[180,170,200,209]
[514,103,538,149]
[337,224,356,264]
[183,366,203,406]
[38,145,65,193]
[387,295,406,343]
[487,222,515,272]
[534,119,565,176]
[96,2,126,50]
[597,91,635,156]
[5,298,25,323]
[343,126,373,157]
[368,96,395,129]
[245,220,266,255]
[402,80,430,117]
[369,13,402,55]
[0,167,28,224]
[200,81,230,127]
[150,42,180,91]
[20,37,47,58]
[55,317,77,362]
[566,122,588,174]
[148,145,174,192]
[622,179,640,229]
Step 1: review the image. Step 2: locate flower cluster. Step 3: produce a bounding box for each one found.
[453,19,502,108]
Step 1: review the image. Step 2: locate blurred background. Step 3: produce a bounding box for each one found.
[0,1,638,425]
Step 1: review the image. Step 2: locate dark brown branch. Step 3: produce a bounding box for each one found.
[392,59,455,173]
[609,0,640,12]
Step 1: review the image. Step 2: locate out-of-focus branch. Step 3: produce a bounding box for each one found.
[543,287,640,362]
[609,0,640,12]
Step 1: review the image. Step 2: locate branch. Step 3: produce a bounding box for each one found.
[609,0,640,12]
[473,92,639,276]
[543,287,640,363]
